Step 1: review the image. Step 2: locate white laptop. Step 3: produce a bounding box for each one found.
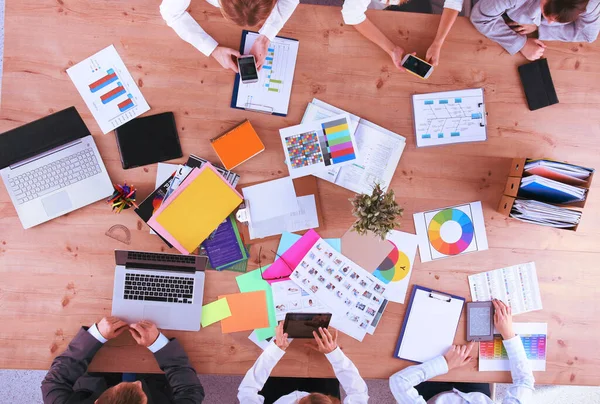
[111,250,207,331]
[0,107,113,229]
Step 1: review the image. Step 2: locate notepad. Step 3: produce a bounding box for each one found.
[211,120,264,170]
[395,285,465,363]
[148,164,243,254]
[218,291,270,333]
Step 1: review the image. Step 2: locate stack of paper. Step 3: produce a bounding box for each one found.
[218,291,270,333]
[242,177,319,239]
[201,215,248,270]
[524,159,593,186]
[148,165,243,254]
[302,99,406,195]
[519,175,587,205]
[236,268,279,340]
[511,199,581,228]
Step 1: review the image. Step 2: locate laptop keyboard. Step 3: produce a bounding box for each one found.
[127,251,196,265]
[9,148,101,205]
[124,272,195,304]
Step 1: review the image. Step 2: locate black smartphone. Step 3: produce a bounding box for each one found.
[283,313,332,338]
[401,54,434,79]
[237,55,259,84]
[466,301,494,341]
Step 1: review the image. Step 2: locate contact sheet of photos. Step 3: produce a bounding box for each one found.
[291,238,387,340]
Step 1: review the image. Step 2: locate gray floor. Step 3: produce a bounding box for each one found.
[1,0,600,403]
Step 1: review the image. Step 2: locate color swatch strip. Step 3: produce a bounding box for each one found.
[480,334,547,360]
[321,118,356,164]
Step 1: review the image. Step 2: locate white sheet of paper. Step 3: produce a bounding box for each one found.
[479,323,547,371]
[303,99,406,194]
[67,45,150,134]
[396,289,464,363]
[413,201,489,263]
[243,176,298,223]
[234,32,299,116]
[272,280,326,321]
[468,262,543,315]
[413,88,486,147]
[249,195,318,239]
[280,114,359,178]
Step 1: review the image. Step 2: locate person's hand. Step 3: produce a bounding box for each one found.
[97,317,129,340]
[493,298,515,340]
[426,41,442,67]
[249,34,270,70]
[443,341,475,371]
[274,321,290,351]
[520,38,546,61]
[129,320,160,347]
[508,21,538,35]
[211,46,241,73]
[390,46,408,71]
[305,327,338,354]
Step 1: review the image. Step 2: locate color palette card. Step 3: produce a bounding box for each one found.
[413,201,488,263]
[279,114,360,178]
[148,164,243,254]
[479,323,547,371]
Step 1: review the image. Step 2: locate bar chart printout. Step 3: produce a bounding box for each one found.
[67,45,150,134]
[479,323,548,371]
[234,31,299,116]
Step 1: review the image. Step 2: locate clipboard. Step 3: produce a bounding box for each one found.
[394,285,465,363]
[236,176,324,242]
[230,30,299,117]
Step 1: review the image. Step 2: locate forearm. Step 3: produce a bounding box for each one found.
[154,339,205,402]
[326,348,369,402]
[433,9,459,46]
[259,0,300,41]
[238,343,285,403]
[159,0,218,56]
[389,356,448,403]
[470,0,526,55]
[354,19,396,56]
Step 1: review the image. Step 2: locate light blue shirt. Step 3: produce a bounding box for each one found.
[87,323,169,353]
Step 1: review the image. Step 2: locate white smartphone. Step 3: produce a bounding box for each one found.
[237,55,259,84]
[401,54,434,79]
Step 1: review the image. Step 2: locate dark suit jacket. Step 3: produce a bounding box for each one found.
[41,327,204,404]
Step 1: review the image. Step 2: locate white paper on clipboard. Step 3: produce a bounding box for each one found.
[395,287,464,363]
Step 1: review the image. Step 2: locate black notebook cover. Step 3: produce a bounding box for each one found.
[518,59,559,111]
[114,112,182,169]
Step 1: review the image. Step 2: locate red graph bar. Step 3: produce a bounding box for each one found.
[101,85,125,102]
[89,72,117,91]
[118,98,133,109]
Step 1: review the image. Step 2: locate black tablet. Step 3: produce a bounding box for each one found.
[466,301,494,342]
[283,313,332,338]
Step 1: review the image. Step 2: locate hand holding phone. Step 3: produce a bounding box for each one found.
[401,54,434,79]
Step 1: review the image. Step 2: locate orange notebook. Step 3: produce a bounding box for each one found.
[211,120,265,170]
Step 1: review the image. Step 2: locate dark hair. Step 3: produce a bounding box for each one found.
[543,0,589,23]
[96,383,145,404]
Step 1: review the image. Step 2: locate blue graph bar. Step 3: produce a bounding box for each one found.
[424,100,433,105]
[265,84,269,88]
[472,113,482,119]
[451,132,460,137]
[439,99,449,104]
[102,88,126,104]
[438,133,444,138]
[268,48,275,52]
[455,98,462,103]
[263,65,272,70]
[266,57,273,61]
[422,134,431,139]
[119,102,134,112]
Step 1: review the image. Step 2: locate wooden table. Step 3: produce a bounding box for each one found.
[1,0,599,386]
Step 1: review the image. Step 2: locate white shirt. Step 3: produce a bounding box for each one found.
[389,336,535,404]
[342,0,464,25]
[87,323,170,353]
[238,342,370,403]
[160,0,300,57]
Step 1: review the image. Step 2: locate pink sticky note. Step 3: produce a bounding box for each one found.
[262,229,321,285]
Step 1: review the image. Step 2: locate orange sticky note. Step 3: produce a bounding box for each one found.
[218,291,269,333]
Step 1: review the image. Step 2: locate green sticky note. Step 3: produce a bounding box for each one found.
[201,298,232,328]
[236,266,277,340]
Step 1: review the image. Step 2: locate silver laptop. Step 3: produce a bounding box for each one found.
[111,250,207,331]
[0,107,113,229]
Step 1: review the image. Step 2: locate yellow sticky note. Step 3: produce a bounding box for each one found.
[201,298,232,328]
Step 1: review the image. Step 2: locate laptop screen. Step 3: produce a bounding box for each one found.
[0,107,90,169]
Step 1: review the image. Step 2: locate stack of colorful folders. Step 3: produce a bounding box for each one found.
[148,163,243,255]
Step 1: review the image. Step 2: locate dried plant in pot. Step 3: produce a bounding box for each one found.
[349,184,403,240]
